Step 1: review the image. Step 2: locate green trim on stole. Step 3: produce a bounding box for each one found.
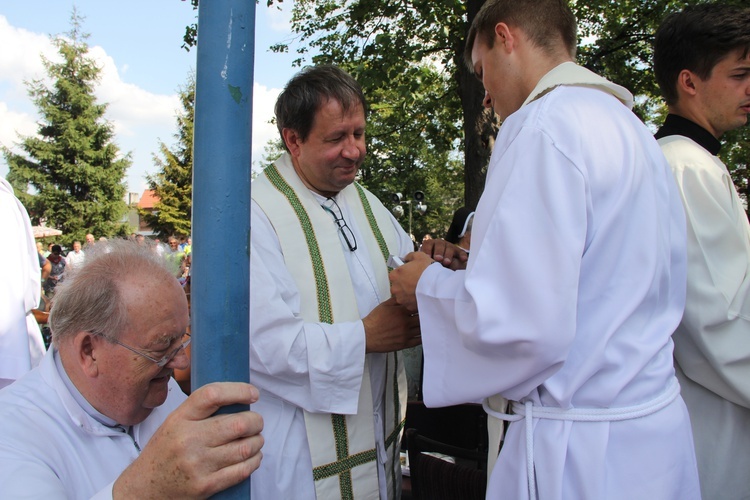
[353,182,407,499]
[264,165,334,323]
[255,158,406,499]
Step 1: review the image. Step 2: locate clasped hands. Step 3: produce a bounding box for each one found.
[363,238,465,352]
[389,239,468,312]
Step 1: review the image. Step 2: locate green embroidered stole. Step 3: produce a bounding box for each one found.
[253,154,407,499]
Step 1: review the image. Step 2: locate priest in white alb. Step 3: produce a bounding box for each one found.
[249,65,420,500]
[389,1,700,499]
[654,4,750,498]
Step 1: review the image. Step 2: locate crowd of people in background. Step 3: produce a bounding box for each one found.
[35,234,192,292]
[29,233,192,349]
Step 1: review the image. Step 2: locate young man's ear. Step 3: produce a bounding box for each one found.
[493,22,515,52]
[677,69,699,97]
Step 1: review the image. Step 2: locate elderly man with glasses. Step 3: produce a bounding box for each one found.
[0,239,264,498]
[249,64,421,499]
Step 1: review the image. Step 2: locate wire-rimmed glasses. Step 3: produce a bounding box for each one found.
[95,332,191,367]
[322,197,358,252]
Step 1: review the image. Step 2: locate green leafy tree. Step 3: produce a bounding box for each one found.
[185,0,476,230]
[142,74,195,238]
[354,63,466,241]
[256,136,285,174]
[183,0,748,216]
[572,0,692,122]
[3,10,130,245]
[270,0,750,206]
[245,0,693,212]
[572,0,748,205]
[265,0,490,213]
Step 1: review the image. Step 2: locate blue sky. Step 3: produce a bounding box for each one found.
[0,1,300,196]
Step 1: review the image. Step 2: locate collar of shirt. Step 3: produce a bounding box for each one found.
[655,114,721,156]
[524,62,634,110]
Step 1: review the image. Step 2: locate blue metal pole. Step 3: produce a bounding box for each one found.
[192,1,255,497]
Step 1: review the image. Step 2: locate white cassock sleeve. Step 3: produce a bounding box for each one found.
[0,179,44,387]
[416,125,586,406]
[671,151,750,408]
[249,201,366,415]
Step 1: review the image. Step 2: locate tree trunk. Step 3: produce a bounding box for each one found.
[457,0,495,210]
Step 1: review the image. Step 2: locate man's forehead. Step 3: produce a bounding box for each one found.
[731,48,750,66]
[311,99,365,129]
[704,49,750,79]
[316,97,363,114]
[122,283,188,337]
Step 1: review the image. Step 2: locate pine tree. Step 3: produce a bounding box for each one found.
[142,74,195,238]
[3,10,130,245]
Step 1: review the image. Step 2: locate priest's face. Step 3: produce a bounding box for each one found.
[90,275,190,426]
[284,98,366,198]
[692,48,750,138]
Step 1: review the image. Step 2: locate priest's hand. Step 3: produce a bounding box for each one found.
[113,382,264,499]
[363,297,421,353]
[420,238,468,270]
[389,252,434,312]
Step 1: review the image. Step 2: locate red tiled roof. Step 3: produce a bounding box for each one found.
[138,189,160,209]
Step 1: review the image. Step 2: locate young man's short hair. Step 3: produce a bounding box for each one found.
[654,3,750,106]
[464,0,577,70]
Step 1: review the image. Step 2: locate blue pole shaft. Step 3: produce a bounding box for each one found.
[192,1,255,497]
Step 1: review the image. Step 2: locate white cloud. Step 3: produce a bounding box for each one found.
[252,82,281,165]
[89,46,180,138]
[0,101,37,150]
[0,15,184,195]
[0,17,54,89]
[0,16,55,174]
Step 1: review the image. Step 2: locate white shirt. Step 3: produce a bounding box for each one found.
[415,66,700,499]
[0,177,45,389]
[249,187,413,499]
[66,249,86,269]
[660,132,750,499]
[0,347,187,499]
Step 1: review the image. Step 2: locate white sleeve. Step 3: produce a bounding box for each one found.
[672,152,750,407]
[0,182,41,381]
[417,127,584,406]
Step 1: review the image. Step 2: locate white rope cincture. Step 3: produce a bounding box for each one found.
[482,377,681,500]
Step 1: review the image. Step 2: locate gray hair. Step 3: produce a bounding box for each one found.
[274,64,367,150]
[49,239,177,345]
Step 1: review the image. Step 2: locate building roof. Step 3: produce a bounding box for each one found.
[138,189,160,209]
